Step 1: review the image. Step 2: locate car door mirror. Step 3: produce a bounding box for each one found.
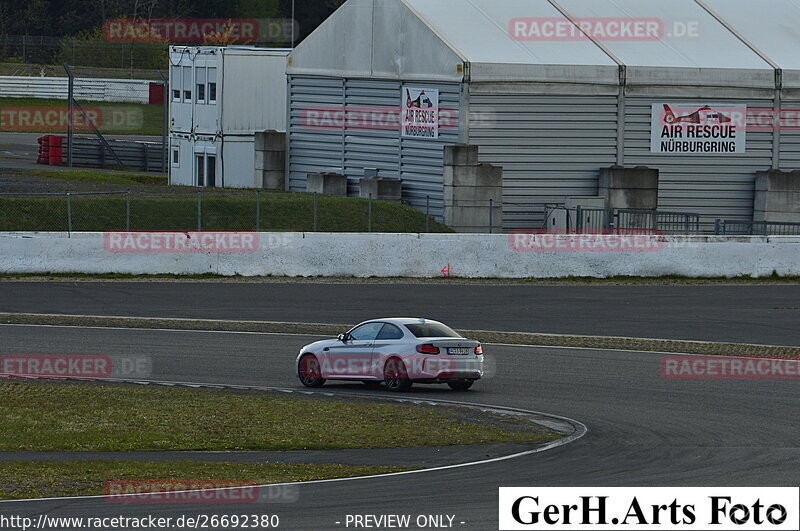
[337,333,348,342]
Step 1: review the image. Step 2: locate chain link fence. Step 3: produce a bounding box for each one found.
[0,190,448,234]
[6,190,799,235]
[1,35,166,78]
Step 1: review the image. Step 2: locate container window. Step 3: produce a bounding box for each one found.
[182,66,192,101]
[172,146,180,167]
[196,67,206,103]
[170,66,181,101]
[206,155,217,187]
[208,68,217,103]
[195,154,205,186]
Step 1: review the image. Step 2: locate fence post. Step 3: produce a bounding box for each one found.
[197,190,202,231]
[256,190,261,232]
[126,191,131,231]
[313,192,317,232]
[66,66,74,168]
[576,206,583,232]
[66,192,72,236]
[425,196,430,232]
[157,70,168,173]
[488,198,493,234]
[368,193,372,233]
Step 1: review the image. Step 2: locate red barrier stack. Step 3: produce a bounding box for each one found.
[149,82,165,105]
[36,135,65,165]
[48,135,63,165]
[37,135,50,164]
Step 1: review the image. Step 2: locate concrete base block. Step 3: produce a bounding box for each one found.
[756,170,800,192]
[443,184,502,203]
[307,172,347,196]
[445,205,503,233]
[443,144,479,167]
[599,166,659,190]
[605,189,659,210]
[359,177,402,202]
[754,210,800,223]
[255,150,285,172]
[754,190,800,213]
[260,170,285,191]
[254,131,286,152]
[754,171,800,223]
[445,164,503,188]
[599,166,659,210]
[443,144,503,232]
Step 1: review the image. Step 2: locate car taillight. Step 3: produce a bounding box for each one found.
[475,345,483,354]
[416,344,440,354]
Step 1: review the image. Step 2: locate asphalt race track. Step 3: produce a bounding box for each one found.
[1,309,799,529]
[1,282,799,345]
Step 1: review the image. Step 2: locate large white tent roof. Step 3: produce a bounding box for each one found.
[288,0,792,87]
[702,0,800,87]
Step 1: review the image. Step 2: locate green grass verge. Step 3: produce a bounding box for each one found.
[0,380,558,451]
[0,97,163,135]
[14,168,167,186]
[0,191,451,232]
[0,461,408,500]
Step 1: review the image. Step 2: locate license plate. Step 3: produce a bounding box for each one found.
[447,347,472,355]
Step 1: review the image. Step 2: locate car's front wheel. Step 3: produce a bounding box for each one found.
[384,358,412,392]
[298,354,326,388]
[447,380,474,391]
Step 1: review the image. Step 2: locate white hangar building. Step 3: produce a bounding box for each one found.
[285,0,800,229]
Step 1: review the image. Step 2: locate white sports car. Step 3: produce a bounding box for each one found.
[295,318,484,391]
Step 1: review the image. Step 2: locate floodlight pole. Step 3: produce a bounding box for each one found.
[291,0,296,49]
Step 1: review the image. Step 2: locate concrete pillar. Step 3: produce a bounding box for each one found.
[754,170,800,222]
[443,144,502,233]
[598,166,659,210]
[254,131,285,190]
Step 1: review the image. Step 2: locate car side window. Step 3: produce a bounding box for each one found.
[376,324,404,340]
[348,322,384,341]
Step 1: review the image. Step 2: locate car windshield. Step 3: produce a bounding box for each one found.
[404,322,462,338]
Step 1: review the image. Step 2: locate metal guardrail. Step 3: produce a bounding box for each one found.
[714,219,800,236]
[64,137,165,172]
[0,76,155,103]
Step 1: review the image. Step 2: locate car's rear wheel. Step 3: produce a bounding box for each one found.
[447,380,474,391]
[384,358,412,392]
[298,354,326,388]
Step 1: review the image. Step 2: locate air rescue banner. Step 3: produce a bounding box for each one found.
[402,87,439,139]
[651,103,747,154]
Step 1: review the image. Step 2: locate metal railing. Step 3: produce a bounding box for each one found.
[615,209,701,234]
[544,204,702,234]
[714,219,800,236]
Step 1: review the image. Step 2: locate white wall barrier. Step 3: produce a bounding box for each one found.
[0,76,156,103]
[1,232,799,278]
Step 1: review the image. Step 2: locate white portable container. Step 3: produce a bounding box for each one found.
[168,46,289,188]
